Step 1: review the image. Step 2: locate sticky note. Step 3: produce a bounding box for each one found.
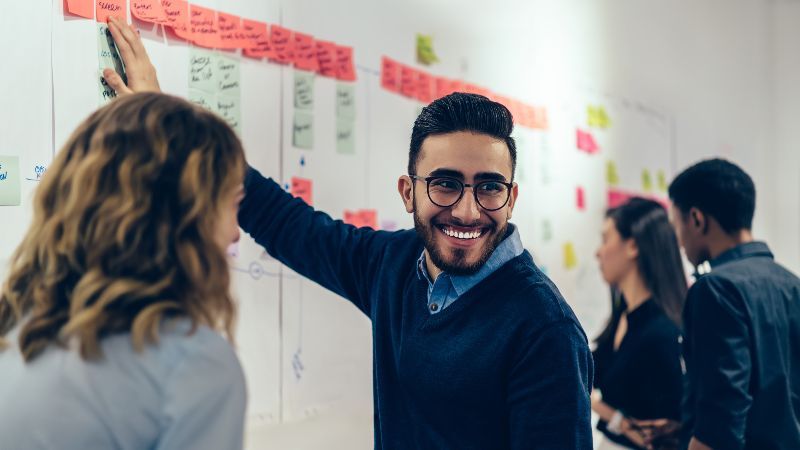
[290,177,313,205]
[293,32,318,72]
[541,219,553,242]
[563,242,578,270]
[336,118,356,155]
[532,107,549,129]
[657,170,668,192]
[294,71,315,110]
[416,34,439,66]
[587,105,611,129]
[344,209,378,229]
[66,0,94,19]
[336,83,356,119]
[642,169,653,192]
[96,0,125,23]
[217,55,240,97]
[415,71,433,104]
[188,88,215,112]
[99,77,117,104]
[335,45,356,82]
[161,0,189,37]
[188,4,219,49]
[189,48,216,93]
[434,77,452,99]
[270,25,294,64]
[316,40,337,78]
[576,129,599,154]
[293,111,314,150]
[0,156,21,206]
[98,24,126,104]
[576,186,586,211]
[216,95,241,134]
[130,0,168,24]
[217,12,248,50]
[241,20,274,59]
[380,56,400,93]
[399,65,417,98]
[606,161,620,186]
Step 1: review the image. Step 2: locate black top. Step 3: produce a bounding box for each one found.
[593,299,684,449]
[682,242,800,450]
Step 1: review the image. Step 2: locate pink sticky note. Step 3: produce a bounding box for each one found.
[533,107,549,129]
[188,5,219,48]
[131,0,168,24]
[66,0,94,19]
[576,129,599,154]
[434,77,452,99]
[399,65,417,98]
[316,40,337,78]
[335,45,356,81]
[607,188,669,210]
[161,0,189,37]
[241,20,274,59]
[576,186,586,211]
[217,12,247,49]
[290,177,313,206]
[344,209,378,229]
[270,25,294,64]
[96,0,125,22]
[380,56,400,93]
[293,32,318,72]
[450,80,465,94]
[415,72,434,103]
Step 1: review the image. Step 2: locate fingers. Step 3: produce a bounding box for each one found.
[107,17,136,66]
[103,68,133,96]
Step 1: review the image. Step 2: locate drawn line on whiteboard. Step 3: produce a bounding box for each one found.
[231,261,299,281]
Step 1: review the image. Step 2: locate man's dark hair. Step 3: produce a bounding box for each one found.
[668,158,756,233]
[408,93,516,177]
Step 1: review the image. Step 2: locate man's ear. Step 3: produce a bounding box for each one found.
[398,175,415,213]
[689,207,708,234]
[506,182,519,220]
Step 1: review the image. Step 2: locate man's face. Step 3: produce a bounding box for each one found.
[669,204,708,267]
[398,131,518,275]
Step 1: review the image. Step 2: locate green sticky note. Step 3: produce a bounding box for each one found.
[189,48,217,94]
[336,83,356,119]
[657,170,668,192]
[606,160,620,186]
[188,89,216,112]
[416,33,439,66]
[97,23,126,105]
[294,71,315,110]
[217,55,240,98]
[642,169,653,192]
[0,155,21,206]
[541,219,553,242]
[293,111,314,149]
[216,94,241,135]
[336,118,356,154]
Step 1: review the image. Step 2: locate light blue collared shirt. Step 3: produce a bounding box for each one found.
[417,224,525,314]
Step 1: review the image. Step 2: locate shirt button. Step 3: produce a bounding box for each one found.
[430,303,439,312]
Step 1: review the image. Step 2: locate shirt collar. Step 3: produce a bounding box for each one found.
[709,241,773,270]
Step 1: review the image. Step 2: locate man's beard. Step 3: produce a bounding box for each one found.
[413,202,508,276]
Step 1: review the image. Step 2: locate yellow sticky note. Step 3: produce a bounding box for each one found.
[563,242,578,270]
[657,170,668,192]
[606,161,620,186]
[587,105,611,129]
[641,169,653,192]
[416,34,439,66]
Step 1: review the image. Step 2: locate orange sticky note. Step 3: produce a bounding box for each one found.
[434,77,452,99]
[290,177,313,206]
[96,0,125,22]
[344,209,378,229]
[335,45,356,81]
[293,32,318,72]
[270,25,294,64]
[131,0,168,24]
[188,5,219,49]
[399,65,417,98]
[415,71,433,103]
[161,0,189,37]
[380,56,400,93]
[66,0,94,19]
[242,20,274,59]
[217,12,247,49]
[316,40,337,78]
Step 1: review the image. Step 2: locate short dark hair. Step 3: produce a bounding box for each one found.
[668,158,756,233]
[408,93,516,177]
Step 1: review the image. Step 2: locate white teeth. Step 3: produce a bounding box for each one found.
[443,227,482,240]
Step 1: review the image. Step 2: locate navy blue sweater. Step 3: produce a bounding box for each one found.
[239,167,594,450]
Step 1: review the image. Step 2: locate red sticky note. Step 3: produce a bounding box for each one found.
[241,20,274,59]
[450,80,465,94]
[335,45,356,81]
[344,209,378,229]
[576,187,586,211]
[316,40,337,78]
[270,25,294,64]
[217,12,248,49]
[188,5,219,48]
[576,129,599,154]
[161,0,189,37]
[399,65,417,98]
[66,0,94,19]
[290,177,313,206]
[380,56,400,93]
[434,77,451,99]
[533,107,549,130]
[131,0,168,24]
[293,32,318,72]
[415,71,434,103]
[96,0,125,22]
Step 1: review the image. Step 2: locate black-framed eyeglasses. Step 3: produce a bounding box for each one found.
[409,175,513,211]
